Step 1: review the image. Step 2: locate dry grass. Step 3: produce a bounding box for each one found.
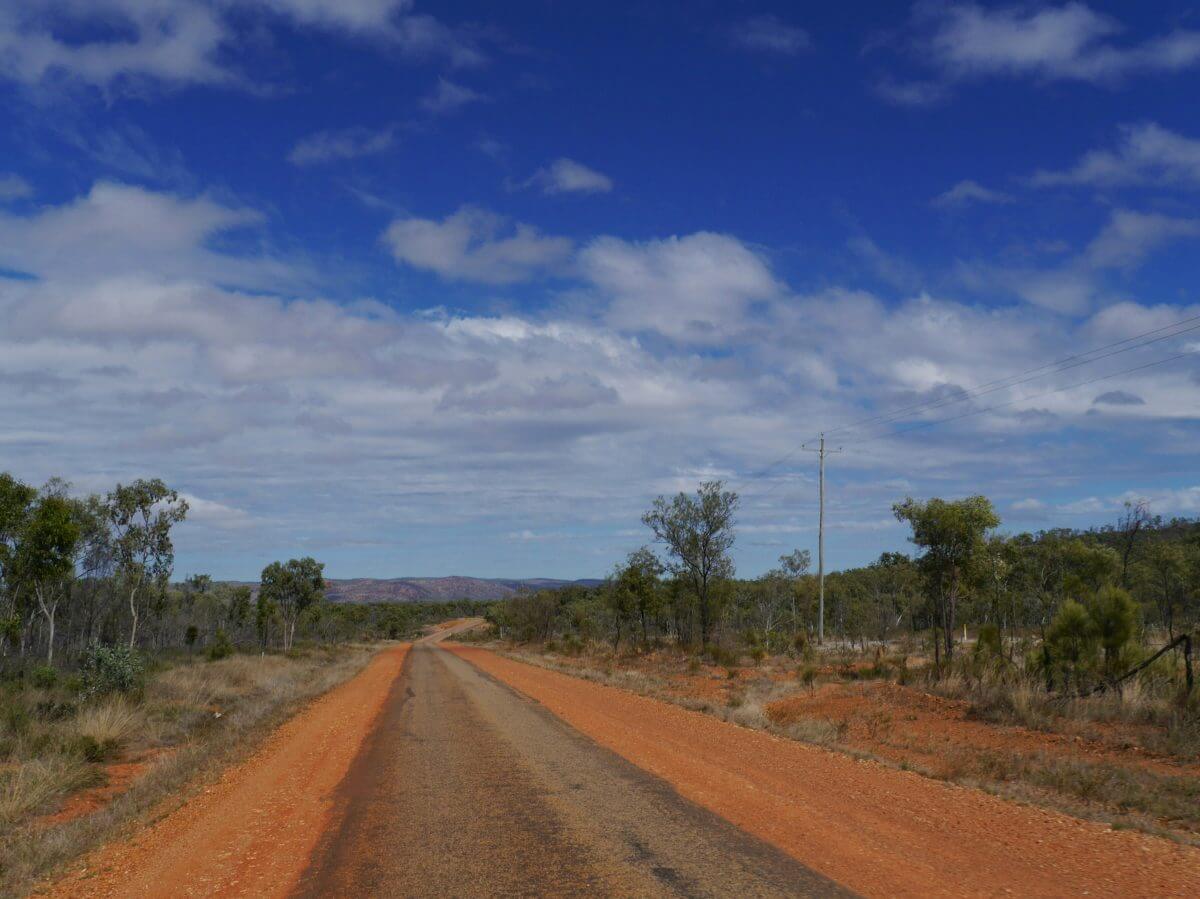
[0,757,100,828]
[0,644,378,898]
[72,699,144,753]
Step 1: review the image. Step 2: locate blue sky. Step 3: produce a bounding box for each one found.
[1,1,1199,581]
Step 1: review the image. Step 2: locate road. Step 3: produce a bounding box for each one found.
[296,641,845,897]
[43,634,1200,898]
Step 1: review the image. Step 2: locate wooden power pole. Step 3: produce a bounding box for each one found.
[803,434,840,644]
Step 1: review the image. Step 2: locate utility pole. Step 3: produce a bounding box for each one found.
[803,433,840,644]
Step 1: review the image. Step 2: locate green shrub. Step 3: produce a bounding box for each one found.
[207,629,234,661]
[78,645,144,700]
[1088,586,1139,675]
[1046,600,1099,689]
[62,733,109,763]
[29,665,58,689]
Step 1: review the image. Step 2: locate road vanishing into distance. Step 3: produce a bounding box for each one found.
[45,623,1200,899]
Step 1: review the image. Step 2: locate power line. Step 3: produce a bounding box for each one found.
[854,349,1195,447]
[737,310,1200,486]
[825,318,1200,440]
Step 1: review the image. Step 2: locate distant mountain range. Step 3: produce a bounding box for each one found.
[320,576,602,604]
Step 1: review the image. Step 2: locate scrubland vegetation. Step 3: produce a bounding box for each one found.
[0,469,487,893]
[476,480,1200,840]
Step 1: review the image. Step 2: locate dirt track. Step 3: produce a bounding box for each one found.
[41,638,1200,898]
[42,645,409,898]
[455,646,1200,898]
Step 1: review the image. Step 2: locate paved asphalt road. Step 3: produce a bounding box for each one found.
[295,640,851,898]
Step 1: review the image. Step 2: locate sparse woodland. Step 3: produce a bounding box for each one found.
[490,481,1197,688]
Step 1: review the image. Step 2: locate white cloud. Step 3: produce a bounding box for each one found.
[932,179,1014,208]
[288,125,396,166]
[2,182,1199,578]
[920,3,1200,83]
[0,1,480,94]
[420,77,485,114]
[873,77,949,107]
[1030,123,1200,188]
[0,182,303,290]
[383,206,573,283]
[0,1,233,91]
[730,15,811,55]
[523,159,613,195]
[1011,498,1046,512]
[0,174,33,202]
[579,232,781,343]
[1085,209,1200,270]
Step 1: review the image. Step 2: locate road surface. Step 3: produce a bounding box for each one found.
[44,634,1200,898]
[296,641,845,897]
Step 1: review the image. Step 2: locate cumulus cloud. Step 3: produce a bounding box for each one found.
[0,0,480,94]
[0,181,313,294]
[1084,209,1200,270]
[383,206,573,283]
[0,174,33,202]
[878,4,1200,104]
[932,179,1014,208]
[730,15,811,55]
[522,159,613,195]
[420,77,485,113]
[1030,122,1200,188]
[3,181,1198,577]
[288,125,397,166]
[919,3,1200,83]
[1093,390,1145,406]
[579,232,781,343]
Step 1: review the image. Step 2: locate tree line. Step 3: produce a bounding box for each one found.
[0,471,490,673]
[489,481,1199,692]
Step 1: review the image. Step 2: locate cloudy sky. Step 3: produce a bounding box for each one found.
[1,1,1199,581]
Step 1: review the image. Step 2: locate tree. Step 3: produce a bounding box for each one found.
[1088,585,1138,676]
[607,547,663,648]
[777,548,811,636]
[893,495,999,662]
[1115,500,1152,587]
[0,473,36,656]
[15,496,80,664]
[259,557,325,651]
[642,481,738,646]
[1046,599,1098,689]
[106,480,188,649]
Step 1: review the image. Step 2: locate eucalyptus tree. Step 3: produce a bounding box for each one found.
[643,481,738,646]
[259,557,325,651]
[893,495,1000,662]
[16,495,80,663]
[105,479,189,649]
[0,473,36,655]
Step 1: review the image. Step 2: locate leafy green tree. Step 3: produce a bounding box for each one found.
[259,557,325,651]
[15,496,80,664]
[777,548,811,635]
[0,473,36,654]
[642,481,738,646]
[227,585,253,635]
[105,480,188,649]
[256,591,278,649]
[1046,599,1099,689]
[616,547,663,646]
[1088,585,1139,675]
[893,495,999,662]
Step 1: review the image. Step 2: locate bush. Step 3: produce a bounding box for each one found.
[207,629,234,661]
[79,645,144,700]
[29,665,58,689]
[1046,600,1098,689]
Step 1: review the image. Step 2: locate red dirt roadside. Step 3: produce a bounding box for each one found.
[40,645,408,899]
[452,645,1200,898]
